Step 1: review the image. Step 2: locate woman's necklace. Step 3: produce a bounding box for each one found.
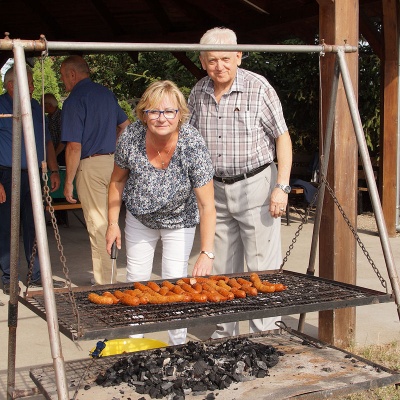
[150,132,176,169]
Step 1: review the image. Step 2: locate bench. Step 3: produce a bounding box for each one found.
[357,156,379,214]
[284,152,318,225]
[45,201,86,228]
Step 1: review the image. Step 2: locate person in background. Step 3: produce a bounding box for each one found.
[0,65,65,294]
[60,55,130,285]
[43,93,65,165]
[188,27,292,338]
[106,80,216,345]
[42,93,68,226]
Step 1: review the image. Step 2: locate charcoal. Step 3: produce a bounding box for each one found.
[95,337,281,397]
[257,369,267,378]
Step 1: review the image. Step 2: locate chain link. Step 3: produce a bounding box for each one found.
[279,175,387,292]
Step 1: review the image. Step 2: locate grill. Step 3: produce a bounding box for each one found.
[19,270,393,341]
[29,330,400,400]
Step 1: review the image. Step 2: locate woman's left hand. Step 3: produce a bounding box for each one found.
[192,254,213,277]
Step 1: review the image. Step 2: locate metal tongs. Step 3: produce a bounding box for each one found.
[110,241,117,284]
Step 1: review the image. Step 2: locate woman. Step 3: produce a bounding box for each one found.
[106,80,216,345]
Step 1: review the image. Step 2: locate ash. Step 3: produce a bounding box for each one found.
[95,337,282,399]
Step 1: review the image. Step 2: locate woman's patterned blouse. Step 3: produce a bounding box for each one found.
[115,121,214,229]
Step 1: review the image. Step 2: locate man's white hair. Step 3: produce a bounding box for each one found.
[200,27,237,45]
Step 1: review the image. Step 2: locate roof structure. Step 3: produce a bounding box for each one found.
[2,0,383,64]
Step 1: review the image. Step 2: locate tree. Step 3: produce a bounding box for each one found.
[32,57,61,104]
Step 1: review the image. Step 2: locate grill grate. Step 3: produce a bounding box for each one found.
[19,270,393,341]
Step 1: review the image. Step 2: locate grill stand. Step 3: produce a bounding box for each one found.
[3,39,399,400]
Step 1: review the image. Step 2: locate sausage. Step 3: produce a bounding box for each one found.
[102,291,120,304]
[133,282,154,293]
[159,286,170,296]
[119,293,140,306]
[230,288,246,298]
[88,293,114,305]
[202,290,223,302]
[228,278,242,289]
[187,293,208,303]
[192,282,203,293]
[166,291,192,302]
[273,283,287,292]
[250,273,276,293]
[179,282,200,294]
[172,285,185,295]
[209,275,229,282]
[113,290,125,299]
[147,281,161,292]
[217,280,233,291]
[241,285,258,296]
[237,278,253,287]
[162,280,175,290]
[214,286,235,300]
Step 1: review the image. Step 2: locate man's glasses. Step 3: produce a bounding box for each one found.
[145,109,178,120]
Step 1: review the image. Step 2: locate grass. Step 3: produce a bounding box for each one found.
[336,341,400,400]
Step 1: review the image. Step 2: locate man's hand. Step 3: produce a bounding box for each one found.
[269,187,288,218]
[64,181,77,203]
[0,183,6,204]
[50,173,61,192]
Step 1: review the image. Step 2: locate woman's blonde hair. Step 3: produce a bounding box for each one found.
[136,80,189,128]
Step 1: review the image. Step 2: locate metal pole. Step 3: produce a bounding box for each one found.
[298,58,340,332]
[6,55,22,400]
[337,49,400,320]
[0,35,358,54]
[13,42,70,400]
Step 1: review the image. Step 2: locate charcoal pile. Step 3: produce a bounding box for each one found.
[95,337,283,399]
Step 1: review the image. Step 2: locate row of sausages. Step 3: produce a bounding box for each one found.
[87,273,287,306]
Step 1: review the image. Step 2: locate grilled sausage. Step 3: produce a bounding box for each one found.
[88,292,114,305]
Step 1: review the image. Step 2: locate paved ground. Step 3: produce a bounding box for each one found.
[0,206,399,399]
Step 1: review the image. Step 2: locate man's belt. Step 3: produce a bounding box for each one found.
[213,162,271,185]
[81,152,114,160]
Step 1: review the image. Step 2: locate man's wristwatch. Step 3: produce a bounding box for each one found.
[275,183,291,194]
[200,251,215,260]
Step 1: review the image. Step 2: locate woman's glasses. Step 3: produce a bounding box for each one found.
[145,109,178,120]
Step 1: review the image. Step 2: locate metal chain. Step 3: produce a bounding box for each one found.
[279,188,319,272]
[27,172,83,337]
[280,174,387,292]
[320,174,387,292]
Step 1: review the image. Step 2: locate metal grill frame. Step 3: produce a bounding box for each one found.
[18,270,394,341]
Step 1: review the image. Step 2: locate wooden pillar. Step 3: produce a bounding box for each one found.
[317,0,358,347]
[380,0,399,237]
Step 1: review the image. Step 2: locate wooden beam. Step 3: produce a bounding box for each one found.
[171,52,206,80]
[380,0,399,236]
[318,0,359,348]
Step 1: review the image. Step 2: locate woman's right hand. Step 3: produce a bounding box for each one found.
[106,224,122,255]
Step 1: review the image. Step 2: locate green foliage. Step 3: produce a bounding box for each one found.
[32,57,61,103]
[32,41,381,155]
[242,39,320,153]
[118,99,135,122]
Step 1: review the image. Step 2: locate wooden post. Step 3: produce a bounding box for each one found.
[317,0,358,347]
[380,0,399,237]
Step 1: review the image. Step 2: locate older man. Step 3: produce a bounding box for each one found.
[188,27,293,338]
[0,65,64,294]
[60,55,129,285]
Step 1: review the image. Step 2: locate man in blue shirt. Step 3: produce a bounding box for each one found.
[0,65,65,295]
[60,55,129,285]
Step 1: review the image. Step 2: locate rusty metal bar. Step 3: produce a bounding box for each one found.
[7,59,22,400]
[12,42,70,400]
[0,34,358,54]
[337,48,400,320]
